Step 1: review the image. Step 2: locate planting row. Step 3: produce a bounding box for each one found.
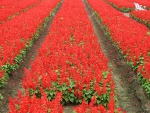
[104,0,134,13]
[87,0,150,97]
[0,0,43,23]
[9,0,124,112]
[0,0,61,99]
[104,0,150,33]
[0,0,21,8]
[127,0,150,9]
[130,10,150,28]
[103,0,150,29]
[105,0,150,13]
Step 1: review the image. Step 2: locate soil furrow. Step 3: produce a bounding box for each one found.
[83,0,150,113]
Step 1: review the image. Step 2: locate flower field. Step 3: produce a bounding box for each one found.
[130,10,150,28]
[127,0,150,9]
[0,0,150,112]
[104,0,150,12]
[0,0,20,8]
[0,0,61,98]
[0,0,44,24]
[104,0,134,12]
[87,0,150,98]
[9,0,124,112]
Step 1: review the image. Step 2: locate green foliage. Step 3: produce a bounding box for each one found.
[127,61,138,71]
[120,7,132,13]
[102,71,109,79]
[93,11,102,23]
[82,89,95,102]
[148,52,150,56]
[0,93,4,100]
[0,73,9,100]
[1,63,19,75]
[8,17,11,20]
[137,73,150,98]
[147,32,150,36]
[29,77,111,107]
[96,93,110,107]
[0,73,8,89]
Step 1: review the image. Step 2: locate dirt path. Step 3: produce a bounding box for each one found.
[83,1,150,113]
[0,2,63,113]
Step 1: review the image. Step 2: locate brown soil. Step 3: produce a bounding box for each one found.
[0,2,63,113]
[84,1,150,113]
[64,106,74,113]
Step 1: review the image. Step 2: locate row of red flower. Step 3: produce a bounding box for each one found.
[105,0,150,13]
[0,0,61,95]
[105,0,134,10]
[127,0,150,9]
[104,0,134,13]
[93,0,150,84]
[131,10,150,21]
[87,0,150,96]
[104,0,150,26]
[0,0,43,23]
[9,0,125,112]
[0,0,20,8]
[130,10,150,28]
[99,0,150,84]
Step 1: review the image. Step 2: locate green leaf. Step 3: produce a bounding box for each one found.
[73,111,77,113]
[0,93,4,100]
[64,97,69,103]
[70,93,74,97]
[78,99,82,103]
[97,100,101,104]
[87,95,92,99]
[62,87,67,91]
[102,71,109,78]
[147,31,150,36]
[69,97,74,103]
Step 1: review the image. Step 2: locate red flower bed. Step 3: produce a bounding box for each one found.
[104,0,134,12]
[130,10,150,27]
[0,0,20,8]
[127,0,150,9]
[9,89,63,113]
[87,0,150,97]
[0,0,43,23]
[22,0,113,105]
[9,0,124,112]
[131,10,150,21]
[105,0,134,8]
[0,0,61,88]
[73,95,125,113]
